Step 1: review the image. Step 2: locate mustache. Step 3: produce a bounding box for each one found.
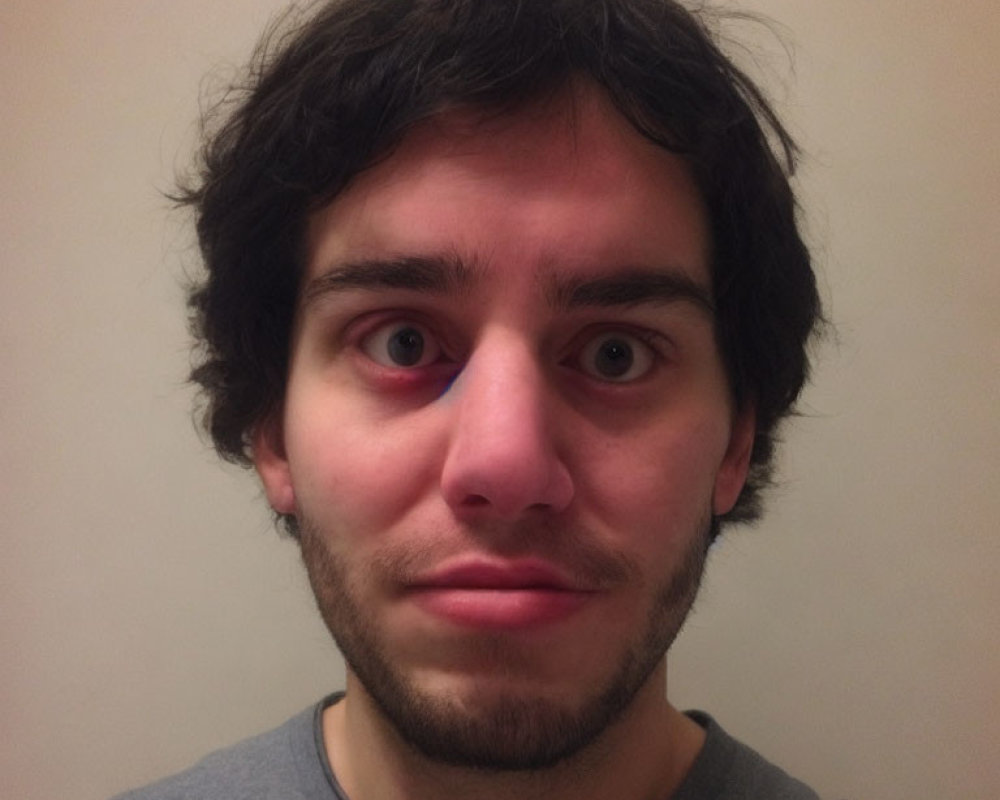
[353,521,644,590]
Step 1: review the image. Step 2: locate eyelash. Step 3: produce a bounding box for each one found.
[350,314,672,386]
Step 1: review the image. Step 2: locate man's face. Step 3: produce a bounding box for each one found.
[255,85,754,769]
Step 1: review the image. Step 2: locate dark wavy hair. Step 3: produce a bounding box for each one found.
[180,0,821,532]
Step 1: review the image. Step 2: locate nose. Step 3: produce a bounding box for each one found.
[440,332,574,519]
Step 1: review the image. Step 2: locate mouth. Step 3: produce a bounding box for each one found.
[406,559,596,630]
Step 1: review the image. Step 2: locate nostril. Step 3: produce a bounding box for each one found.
[463,494,490,507]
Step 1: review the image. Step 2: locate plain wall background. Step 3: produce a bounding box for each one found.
[2,2,997,798]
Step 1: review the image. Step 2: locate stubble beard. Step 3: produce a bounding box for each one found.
[298,516,710,772]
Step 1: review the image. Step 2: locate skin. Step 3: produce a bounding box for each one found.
[254,83,755,800]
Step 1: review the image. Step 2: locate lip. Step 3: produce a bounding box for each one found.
[406,559,595,630]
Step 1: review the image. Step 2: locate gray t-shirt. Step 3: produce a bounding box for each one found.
[113,694,818,799]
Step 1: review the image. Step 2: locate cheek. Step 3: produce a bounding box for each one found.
[285,404,446,535]
[581,418,729,543]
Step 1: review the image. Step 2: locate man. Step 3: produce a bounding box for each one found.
[121,0,821,797]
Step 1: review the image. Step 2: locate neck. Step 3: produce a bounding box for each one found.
[322,665,704,800]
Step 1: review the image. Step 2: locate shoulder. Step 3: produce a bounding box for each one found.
[675,711,820,800]
[111,695,343,800]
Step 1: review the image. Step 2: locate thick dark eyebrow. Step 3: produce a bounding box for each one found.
[302,257,713,318]
[548,268,716,316]
[302,255,475,307]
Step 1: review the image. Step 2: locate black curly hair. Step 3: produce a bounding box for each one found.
[179,0,822,533]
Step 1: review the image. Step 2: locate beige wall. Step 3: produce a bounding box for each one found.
[2,2,997,798]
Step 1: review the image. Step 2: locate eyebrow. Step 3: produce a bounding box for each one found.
[548,268,716,316]
[302,255,475,307]
[302,254,714,316]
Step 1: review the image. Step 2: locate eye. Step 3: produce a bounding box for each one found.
[361,321,442,368]
[577,331,656,383]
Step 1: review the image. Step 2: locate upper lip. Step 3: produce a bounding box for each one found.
[409,559,586,592]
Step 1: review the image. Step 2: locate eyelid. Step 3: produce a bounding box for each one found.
[339,307,678,383]
[566,322,675,356]
[564,324,675,384]
[360,320,438,368]
[348,310,461,370]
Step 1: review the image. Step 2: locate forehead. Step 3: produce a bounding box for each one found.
[306,83,709,290]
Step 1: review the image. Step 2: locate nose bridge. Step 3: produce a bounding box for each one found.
[463,330,542,439]
[440,328,573,518]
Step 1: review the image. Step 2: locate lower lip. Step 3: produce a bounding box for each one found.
[409,587,591,630]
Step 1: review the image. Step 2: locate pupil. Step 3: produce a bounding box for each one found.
[388,327,424,366]
[596,338,633,378]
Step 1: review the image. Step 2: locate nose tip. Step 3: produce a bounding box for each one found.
[441,447,575,518]
[439,350,574,520]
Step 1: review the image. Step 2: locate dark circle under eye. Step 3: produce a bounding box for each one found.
[594,337,634,378]
[386,326,425,366]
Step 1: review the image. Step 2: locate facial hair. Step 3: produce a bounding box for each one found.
[298,516,709,772]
